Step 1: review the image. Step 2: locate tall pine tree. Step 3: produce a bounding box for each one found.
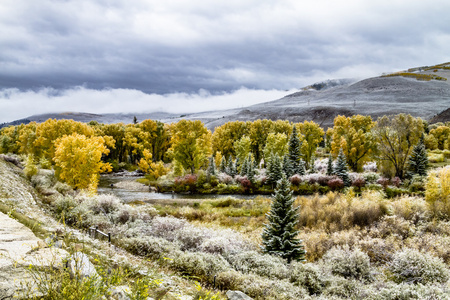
[207,155,216,177]
[267,154,283,186]
[334,148,350,186]
[407,138,429,177]
[298,158,306,176]
[282,154,294,177]
[327,154,334,176]
[262,174,306,263]
[288,125,302,174]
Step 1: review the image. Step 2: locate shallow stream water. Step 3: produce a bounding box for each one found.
[98,174,258,203]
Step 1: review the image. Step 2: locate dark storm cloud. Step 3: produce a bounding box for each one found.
[1,0,450,122]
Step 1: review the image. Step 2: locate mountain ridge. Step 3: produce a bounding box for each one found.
[3,62,450,129]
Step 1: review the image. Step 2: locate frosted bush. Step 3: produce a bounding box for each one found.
[363,161,378,173]
[323,246,372,281]
[113,206,139,224]
[303,174,331,185]
[120,236,178,259]
[150,216,187,241]
[227,251,290,280]
[290,262,326,295]
[199,229,256,255]
[174,225,213,251]
[323,277,363,299]
[363,172,380,184]
[217,172,234,184]
[370,282,450,300]
[267,279,309,300]
[53,181,72,195]
[171,251,231,280]
[253,174,267,185]
[31,169,56,188]
[388,248,449,284]
[314,158,328,174]
[86,194,122,215]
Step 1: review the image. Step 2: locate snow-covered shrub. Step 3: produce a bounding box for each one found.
[53,181,72,195]
[290,262,326,295]
[363,161,378,173]
[253,174,267,185]
[323,277,363,299]
[227,251,289,280]
[323,246,372,281]
[88,194,122,215]
[304,173,331,186]
[150,216,187,241]
[314,158,328,174]
[199,229,255,255]
[374,282,449,300]
[217,172,234,184]
[53,195,88,226]
[171,251,231,281]
[174,225,213,251]
[388,248,449,284]
[363,172,380,184]
[120,236,178,259]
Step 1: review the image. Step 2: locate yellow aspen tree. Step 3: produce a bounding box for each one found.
[53,133,112,191]
[138,149,168,180]
[373,114,424,179]
[329,115,376,172]
[429,126,450,150]
[35,119,95,161]
[297,120,324,168]
[169,120,212,174]
[212,121,249,159]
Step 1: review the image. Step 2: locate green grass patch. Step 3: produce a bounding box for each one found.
[0,202,47,239]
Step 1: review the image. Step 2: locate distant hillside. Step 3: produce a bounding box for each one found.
[430,108,450,124]
[4,62,450,130]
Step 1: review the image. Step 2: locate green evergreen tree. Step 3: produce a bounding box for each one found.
[267,154,283,186]
[288,125,302,174]
[298,158,306,175]
[407,138,429,177]
[309,156,316,174]
[282,154,294,177]
[327,154,334,176]
[219,156,227,173]
[225,155,233,175]
[245,153,255,182]
[334,148,350,186]
[207,155,216,177]
[240,156,248,176]
[228,156,237,177]
[262,174,306,263]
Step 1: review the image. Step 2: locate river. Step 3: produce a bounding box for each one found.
[98,174,259,203]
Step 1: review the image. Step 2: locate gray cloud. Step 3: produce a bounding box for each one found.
[0,0,450,121]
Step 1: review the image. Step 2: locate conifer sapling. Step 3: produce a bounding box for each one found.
[262,174,306,263]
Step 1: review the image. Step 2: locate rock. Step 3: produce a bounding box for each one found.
[108,285,131,300]
[226,290,253,300]
[67,252,98,280]
[0,212,68,299]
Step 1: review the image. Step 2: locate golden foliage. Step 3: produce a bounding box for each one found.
[169,120,212,174]
[329,115,376,171]
[53,133,112,191]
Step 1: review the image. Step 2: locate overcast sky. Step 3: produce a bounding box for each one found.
[1,0,449,123]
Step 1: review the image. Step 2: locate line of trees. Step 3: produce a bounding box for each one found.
[0,113,447,191]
